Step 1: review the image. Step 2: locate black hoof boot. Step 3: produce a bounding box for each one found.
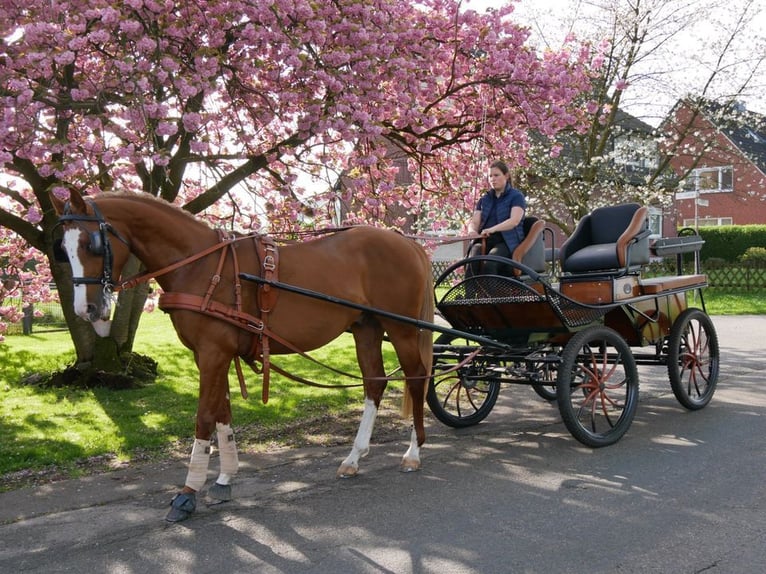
[166,492,196,522]
[207,482,233,503]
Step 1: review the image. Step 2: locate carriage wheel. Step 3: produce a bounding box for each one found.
[557,326,639,447]
[530,346,559,401]
[667,308,719,410]
[427,333,501,428]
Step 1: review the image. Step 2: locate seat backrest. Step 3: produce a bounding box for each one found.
[512,217,547,275]
[559,203,650,274]
[590,203,644,244]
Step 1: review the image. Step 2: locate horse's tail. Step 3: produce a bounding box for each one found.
[402,258,435,418]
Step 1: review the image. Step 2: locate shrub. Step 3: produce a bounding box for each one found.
[739,247,766,266]
[696,225,766,262]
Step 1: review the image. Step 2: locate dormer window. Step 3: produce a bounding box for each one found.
[745,128,766,144]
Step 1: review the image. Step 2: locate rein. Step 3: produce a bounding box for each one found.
[115,234,249,292]
[57,205,483,399]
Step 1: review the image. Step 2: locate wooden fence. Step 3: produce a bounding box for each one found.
[704,263,766,289]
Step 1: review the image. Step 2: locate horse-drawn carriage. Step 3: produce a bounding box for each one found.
[429,203,718,447]
[52,190,718,521]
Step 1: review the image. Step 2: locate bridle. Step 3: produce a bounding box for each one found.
[53,199,130,294]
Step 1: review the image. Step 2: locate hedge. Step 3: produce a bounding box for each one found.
[693,225,766,262]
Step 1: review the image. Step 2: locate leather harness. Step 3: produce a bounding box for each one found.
[119,232,281,404]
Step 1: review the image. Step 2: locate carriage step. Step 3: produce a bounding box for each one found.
[639,274,707,294]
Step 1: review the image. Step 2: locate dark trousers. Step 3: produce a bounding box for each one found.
[467,236,512,276]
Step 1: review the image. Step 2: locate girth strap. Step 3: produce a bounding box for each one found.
[251,236,279,404]
[158,292,265,334]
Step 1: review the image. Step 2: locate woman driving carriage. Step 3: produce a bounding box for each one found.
[467,160,527,275]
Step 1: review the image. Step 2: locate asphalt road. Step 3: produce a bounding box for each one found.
[1,315,764,574]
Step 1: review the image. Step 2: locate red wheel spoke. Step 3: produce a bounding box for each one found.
[571,346,626,432]
[678,322,714,399]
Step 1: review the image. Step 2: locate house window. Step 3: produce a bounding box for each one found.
[647,207,663,238]
[682,217,733,227]
[682,166,733,193]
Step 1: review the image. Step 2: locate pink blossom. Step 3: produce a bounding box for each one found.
[156,121,178,136]
[0,0,593,336]
[151,153,170,166]
[182,112,202,132]
[26,207,42,224]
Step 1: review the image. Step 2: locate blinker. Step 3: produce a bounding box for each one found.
[89,230,105,256]
[52,230,106,263]
[53,238,68,263]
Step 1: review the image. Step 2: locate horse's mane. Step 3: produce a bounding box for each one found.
[96,192,209,229]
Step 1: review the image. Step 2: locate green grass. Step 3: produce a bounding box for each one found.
[0,286,762,485]
[702,288,766,315]
[0,311,405,483]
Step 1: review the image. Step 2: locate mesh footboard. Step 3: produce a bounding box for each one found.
[437,275,564,338]
[439,274,545,305]
[434,258,616,336]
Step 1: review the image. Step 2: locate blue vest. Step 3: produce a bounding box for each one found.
[476,185,527,252]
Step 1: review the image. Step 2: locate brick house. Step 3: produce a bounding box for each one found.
[660,98,766,230]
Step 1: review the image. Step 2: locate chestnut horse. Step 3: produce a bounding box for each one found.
[51,189,434,522]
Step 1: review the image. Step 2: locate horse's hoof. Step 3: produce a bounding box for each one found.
[336,464,359,479]
[207,482,232,504]
[400,459,420,473]
[166,492,196,522]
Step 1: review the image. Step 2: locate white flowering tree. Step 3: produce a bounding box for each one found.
[511,0,766,234]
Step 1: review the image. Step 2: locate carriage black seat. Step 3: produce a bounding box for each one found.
[559,203,651,276]
[510,217,547,276]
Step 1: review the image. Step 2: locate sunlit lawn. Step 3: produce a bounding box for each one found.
[702,288,766,315]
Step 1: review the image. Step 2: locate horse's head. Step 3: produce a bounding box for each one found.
[50,189,131,337]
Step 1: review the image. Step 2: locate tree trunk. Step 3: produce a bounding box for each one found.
[50,260,98,363]
[107,255,150,355]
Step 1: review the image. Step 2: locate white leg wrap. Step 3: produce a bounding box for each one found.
[340,398,377,470]
[215,422,239,486]
[402,427,421,464]
[185,438,211,491]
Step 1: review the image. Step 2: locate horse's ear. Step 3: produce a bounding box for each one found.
[67,188,89,215]
[49,191,67,216]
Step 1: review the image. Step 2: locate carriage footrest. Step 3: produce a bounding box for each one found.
[639,274,707,295]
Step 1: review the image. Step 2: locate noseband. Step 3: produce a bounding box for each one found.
[54,199,129,293]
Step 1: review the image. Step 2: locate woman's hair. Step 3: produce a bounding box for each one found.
[489,160,510,176]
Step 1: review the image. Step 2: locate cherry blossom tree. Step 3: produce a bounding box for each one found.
[0,0,594,364]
